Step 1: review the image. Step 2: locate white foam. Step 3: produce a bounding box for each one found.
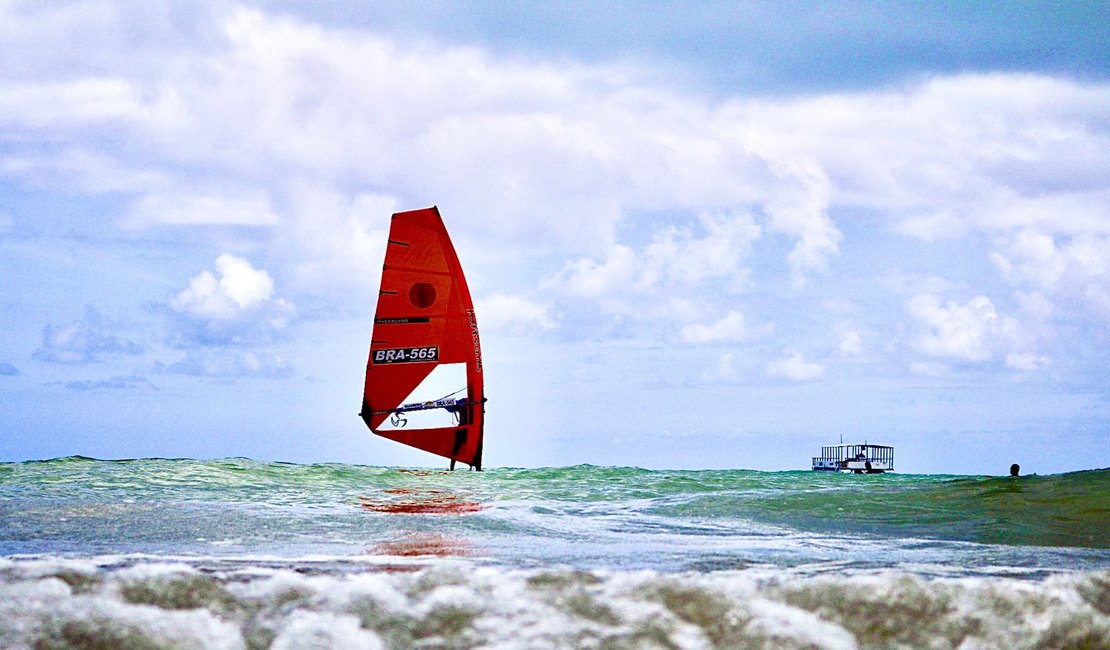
[270,611,384,650]
[0,572,243,650]
[0,556,1107,649]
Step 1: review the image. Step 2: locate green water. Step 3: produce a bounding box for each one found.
[1,457,1108,572]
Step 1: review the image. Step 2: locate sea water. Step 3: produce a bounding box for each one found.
[1,457,1108,649]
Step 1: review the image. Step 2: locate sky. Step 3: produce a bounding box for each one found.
[1,1,1108,475]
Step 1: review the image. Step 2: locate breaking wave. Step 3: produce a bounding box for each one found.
[2,557,1108,650]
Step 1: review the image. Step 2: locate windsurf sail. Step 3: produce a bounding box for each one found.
[360,206,485,470]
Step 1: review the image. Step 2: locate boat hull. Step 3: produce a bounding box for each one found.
[812,467,893,474]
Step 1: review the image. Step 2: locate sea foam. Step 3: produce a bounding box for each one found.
[1,556,1108,649]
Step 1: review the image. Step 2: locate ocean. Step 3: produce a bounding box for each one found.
[1,457,1108,649]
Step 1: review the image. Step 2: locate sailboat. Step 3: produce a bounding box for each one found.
[359,206,486,470]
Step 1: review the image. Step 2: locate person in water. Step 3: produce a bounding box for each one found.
[1010,463,1020,477]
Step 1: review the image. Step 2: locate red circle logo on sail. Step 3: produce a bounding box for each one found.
[409,282,437,309]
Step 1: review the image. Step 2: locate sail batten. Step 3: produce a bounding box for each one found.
[382,265,457,277]
[360,206,485,470]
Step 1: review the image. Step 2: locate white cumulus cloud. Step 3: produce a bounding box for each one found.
[169,254,293,347]
[551,211,760,301]
[682,310,755,344]
[767,350,825,382]
[908,294,1003,362]
[476,293,556,333]
[991,229,1110,320]
[172,254,278,320]
[906,293,1043,368]
[839,331,863,357]
[33,306,144,364]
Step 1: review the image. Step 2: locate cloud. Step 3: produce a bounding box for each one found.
[125,189,278,227]
[172,254,276,318]
[907,294,1002,362]
[0,7,838,276]
[155,350,293,379]
[767,349,825,382]
[0,148,167,195]
[4,6,1106,266]
[540,212,764,344]
[168,254,293,346]
[909,360,951,377]
[991,229,1110,320]
[550,244,639,299]
[550,211,760,303]
[760,160,842,282]
[907,294,1042,368]
[839,331,863,357]
[3,3,1109,368]
[277,186,395,293]
[33,307,144,364]
[735,73,1110,297]
[0,362,19,376]
[64,375,156,391]
[0,78,145,128]
[475,293,556,333]
[702,352,737,382]
[1004,353,1051,372]
[682,310,757,344]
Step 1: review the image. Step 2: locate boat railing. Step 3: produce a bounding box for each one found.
[812,444,895,472]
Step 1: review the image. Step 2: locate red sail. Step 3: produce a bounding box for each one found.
[360,207,485,469]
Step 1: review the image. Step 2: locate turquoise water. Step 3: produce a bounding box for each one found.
[2,457,1107,567]
[2,457,1109,648]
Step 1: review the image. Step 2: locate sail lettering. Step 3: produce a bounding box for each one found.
[467,309,483,373]
[372,346,439,364]
[374,317,431,324]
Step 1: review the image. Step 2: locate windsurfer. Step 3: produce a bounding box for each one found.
[448,401,470,471]
[445,397,470,426]
[449,429,468,471]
